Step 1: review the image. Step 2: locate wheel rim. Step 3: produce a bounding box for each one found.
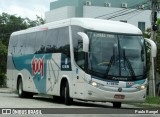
[18,82,22,95]
[64,86,67,100]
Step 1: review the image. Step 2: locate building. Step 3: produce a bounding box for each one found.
[45,0,151,31]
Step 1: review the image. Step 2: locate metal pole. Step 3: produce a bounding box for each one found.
[151,57,156,96]
[149,0,158,97]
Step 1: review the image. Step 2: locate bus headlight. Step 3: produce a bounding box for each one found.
[136,85,146,90]
[91,82,97,87]
[89,81,104,87]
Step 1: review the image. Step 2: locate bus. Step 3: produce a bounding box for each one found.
[7,18,156,108]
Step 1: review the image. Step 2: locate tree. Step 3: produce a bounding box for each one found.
[0,41,7,87]
[0,13,28,45]
[0,13,45,45]
[143,19,160,75]
[0,12,45,87]
[0,41,7,73]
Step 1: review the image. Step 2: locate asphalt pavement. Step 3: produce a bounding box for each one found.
[0,88,160,108]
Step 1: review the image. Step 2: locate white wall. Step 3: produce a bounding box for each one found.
[45,6,151,30]
[45,6,76,23]
[83,6,151,30]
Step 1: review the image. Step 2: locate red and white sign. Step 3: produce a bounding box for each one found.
[31,56,44,78]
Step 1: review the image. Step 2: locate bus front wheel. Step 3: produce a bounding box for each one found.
[113,102,122,108]
[64,81,73,105]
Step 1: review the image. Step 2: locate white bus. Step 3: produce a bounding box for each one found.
[7,18,156,108]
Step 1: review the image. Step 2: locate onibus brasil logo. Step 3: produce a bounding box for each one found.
[31,56,44,78]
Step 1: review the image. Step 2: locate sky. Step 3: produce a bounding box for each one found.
[0,0,57,20]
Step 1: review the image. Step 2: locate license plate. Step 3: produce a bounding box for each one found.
[114,94,125,99]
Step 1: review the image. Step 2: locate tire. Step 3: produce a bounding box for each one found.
[113,102,122,108]
[64,82,73,105]
[18,79,33,98]
[18,79,26,98]
[53,96,64,102]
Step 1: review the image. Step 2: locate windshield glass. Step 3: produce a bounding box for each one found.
[87,31,146,81]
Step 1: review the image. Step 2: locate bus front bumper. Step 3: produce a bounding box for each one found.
[84,84,146,103]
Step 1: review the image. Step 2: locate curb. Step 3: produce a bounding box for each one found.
[0,88,13,93]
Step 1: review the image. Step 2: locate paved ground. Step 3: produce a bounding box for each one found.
[0,88,159,117]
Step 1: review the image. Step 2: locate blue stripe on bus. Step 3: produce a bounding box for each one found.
[12,53,72,93]
[12,54,52,93]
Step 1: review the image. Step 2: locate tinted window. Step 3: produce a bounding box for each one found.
[25,32,36,54]
[45,29,58,53]
[57,27,70,57]
[35,31,46,54]
[17,34,26,56]
[71,26,84,68]
[138,22,145,32]
[8,36,17,56]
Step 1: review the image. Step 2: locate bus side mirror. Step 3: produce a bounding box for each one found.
[144,38,157,57]
[77,32,89,52]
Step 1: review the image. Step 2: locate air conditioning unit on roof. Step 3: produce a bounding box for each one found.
[105,3,111,7]
[122,3,127,8]
[85,1,91,6]
[139,5,145,9]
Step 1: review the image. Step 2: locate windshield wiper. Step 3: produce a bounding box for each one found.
[104,48,136,80]
[104,55,115,78]
[104,45,117,78]
[123,48,136,80]
[125,57,136,80]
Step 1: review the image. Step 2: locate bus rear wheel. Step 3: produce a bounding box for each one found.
[113,102,122,108]
[18,79,26,98]
[53,96,64,103]
[18,78,33,98]
[64,81,73,105]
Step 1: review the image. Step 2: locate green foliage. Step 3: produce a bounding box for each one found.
[0,13,45,45]
[0,73,6,88]
[0,12,45,86]
[155,18,160,74]
[143,28,151,38]
[157,18,160,25]
[0,41,7,73]
[156,31,160,73]
[0,13,28,45]
[145,96,160,104]
[143,26,160,74]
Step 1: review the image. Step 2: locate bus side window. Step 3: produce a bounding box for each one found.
[57,27,70,58]
[17,34,26,56]
[35,31,46,54]
[8,36,17,56]
[25,33,36,55]
[12,36,19,56]
[45,29,58,53]
[71,26,85,69]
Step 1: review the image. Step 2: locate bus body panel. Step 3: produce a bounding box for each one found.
[7,18,147,104]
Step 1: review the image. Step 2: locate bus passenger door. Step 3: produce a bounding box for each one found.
[72,40,86,99]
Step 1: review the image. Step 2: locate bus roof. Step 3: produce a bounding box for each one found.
[11,18,142,36]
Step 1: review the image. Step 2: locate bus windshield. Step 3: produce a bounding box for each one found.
[87,31,146,81]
